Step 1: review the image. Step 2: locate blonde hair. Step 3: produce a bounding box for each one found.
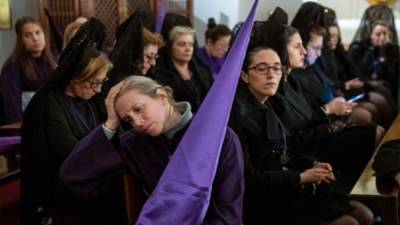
[63,17,88,49]
[143,28,164,47]
[117,76,176,107]
[75,53,113,81]
[169,26,195,43]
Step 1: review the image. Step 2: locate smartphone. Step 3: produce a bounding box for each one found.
[347,93,365,103]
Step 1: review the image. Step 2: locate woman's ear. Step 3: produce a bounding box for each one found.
[205,38,212,46]
[155,88,168,103]
[69,78,81,85]
[240,71,249,83]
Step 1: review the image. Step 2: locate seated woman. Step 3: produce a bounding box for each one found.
[348,4,399,110]
[60,75,244,224]
[153,26,213,113]
[295,25,379,126]
[260,12,380,193]
[327,22,393,127]
[0,16,56,124]
[230,46,373,225]
[108,9,163,85]
[196,18,231,76]
[21,19,125,225]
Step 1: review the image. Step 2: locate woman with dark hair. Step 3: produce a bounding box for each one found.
[153,26,213,113]
[327,23,363,92]
[348,4,400,110]
[21,18,126,225]
[230,46,373,225]
[291,3,392,127]
[327,21,394,127]
[296,24,384,126]
[0,16,56,124]
[291,2,339,83]
[196,18,232,76]
[262,9,380,194]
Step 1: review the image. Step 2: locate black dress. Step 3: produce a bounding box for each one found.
[152,52,213,113]
[271,74,376,193]
[348,41,400,105]
[21,87,126,225]
[332,45,364,91]
[230,86,354,225]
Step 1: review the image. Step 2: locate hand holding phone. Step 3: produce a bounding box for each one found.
[347,93,365,103]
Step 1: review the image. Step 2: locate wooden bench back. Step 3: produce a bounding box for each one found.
[350,114,400,225]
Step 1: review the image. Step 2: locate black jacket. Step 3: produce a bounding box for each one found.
[230,85,353,225]
[152,53,213,113]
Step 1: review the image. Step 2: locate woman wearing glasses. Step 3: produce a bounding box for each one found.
[106,9,163,89]
[230,46,373,225]
[21,19,126,225]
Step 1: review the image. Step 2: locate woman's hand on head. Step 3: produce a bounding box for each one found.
[104,81,124,130]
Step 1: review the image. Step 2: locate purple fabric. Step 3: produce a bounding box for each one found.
[60,126,124,197]
[155,0,168,33]
[0,58,52,123]
[196,47,226,78]
[0,136,21,154]
[61,125,244,224]
[136,1,259,224]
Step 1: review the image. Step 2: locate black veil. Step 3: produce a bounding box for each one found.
[233,7,288,56]
[159,12,198,58]
[352,4,398,44]
[291,2,339,81]
[161,12,193,42]
[109,9,155,78]
[46,18,106,91]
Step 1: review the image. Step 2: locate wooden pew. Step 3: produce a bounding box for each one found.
[0,121,22,136]
[123,174,146,224]
[350,114,400,225]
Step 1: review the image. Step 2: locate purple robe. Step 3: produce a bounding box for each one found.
[0,57,52,123]
[196,47,226,78]
[60,125,244,225]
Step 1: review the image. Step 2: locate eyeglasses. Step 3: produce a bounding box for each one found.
[144,54,159,62]
[307,44,322,52]
[247,63,283,75]
[86,77,109,89]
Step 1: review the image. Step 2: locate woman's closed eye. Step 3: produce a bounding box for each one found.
[133,107,142,113]
[123,117,132,123]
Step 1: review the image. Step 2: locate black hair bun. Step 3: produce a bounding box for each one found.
[207,18,217,30]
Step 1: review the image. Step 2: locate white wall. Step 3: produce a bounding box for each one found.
[238,0,303,23]
[0,0,38,66]
[193,0,240,45]
[193,0,304,46]
[194,0,400,46]
[318,0,400,44]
